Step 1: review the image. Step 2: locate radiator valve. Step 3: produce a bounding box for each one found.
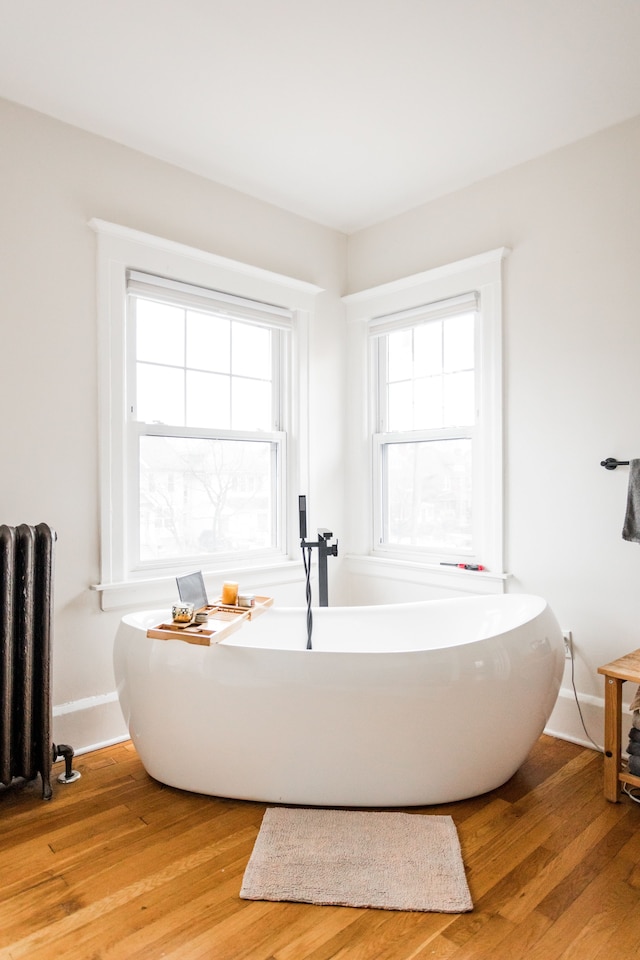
[52,743,81,784]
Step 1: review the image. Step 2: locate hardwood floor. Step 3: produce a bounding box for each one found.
[1,735,639,959]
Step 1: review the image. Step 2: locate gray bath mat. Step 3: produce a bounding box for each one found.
[240,807,473,913]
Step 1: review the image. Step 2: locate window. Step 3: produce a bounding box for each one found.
[128,272,288,568]
[372,293,478,558]
[344,248,507,584]
[91,220,321,609]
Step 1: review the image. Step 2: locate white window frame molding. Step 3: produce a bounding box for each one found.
[343,247,510,595]
[90,219,323,610]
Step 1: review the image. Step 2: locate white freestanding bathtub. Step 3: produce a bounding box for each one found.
[113,594,564,807]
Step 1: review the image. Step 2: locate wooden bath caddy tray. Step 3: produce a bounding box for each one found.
[147,596,273,646]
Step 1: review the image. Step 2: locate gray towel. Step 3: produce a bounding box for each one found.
[622,459,640,542]
[629,754,640,777]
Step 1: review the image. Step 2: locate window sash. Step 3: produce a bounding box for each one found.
[126,274,288,429]
[374,309,478,434]
[127,423,286,572]
[372,429,477,560]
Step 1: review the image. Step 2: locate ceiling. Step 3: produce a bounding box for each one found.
[1,0,639,233]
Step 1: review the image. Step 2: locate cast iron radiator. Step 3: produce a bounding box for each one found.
[0,523,65,799]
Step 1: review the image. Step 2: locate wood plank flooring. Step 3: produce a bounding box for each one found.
[1,736,639,959]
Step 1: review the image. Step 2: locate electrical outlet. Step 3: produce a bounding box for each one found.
[563,630,573,659]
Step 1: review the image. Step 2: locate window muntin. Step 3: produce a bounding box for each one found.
[133,295,276,432]
[384,310,475,432]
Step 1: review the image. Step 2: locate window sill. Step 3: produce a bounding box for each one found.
[91,559,305,612]
[344,554,510,595]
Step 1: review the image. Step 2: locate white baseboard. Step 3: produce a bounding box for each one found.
[52,692,129,756]
[544,686,605,751]
[51,683,617,761]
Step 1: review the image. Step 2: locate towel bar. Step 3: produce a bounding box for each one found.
[601,458,630,470]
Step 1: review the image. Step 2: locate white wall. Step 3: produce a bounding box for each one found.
[3,92,640,757]
[0,97,348,751]
[347,114,640,747]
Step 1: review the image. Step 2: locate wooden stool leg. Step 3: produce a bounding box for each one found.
[603,676,623,802]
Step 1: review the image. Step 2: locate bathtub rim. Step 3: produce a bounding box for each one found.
[118,593,554,655]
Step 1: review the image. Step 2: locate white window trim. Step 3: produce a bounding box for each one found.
[343,248,509,594]
[89,219,323,610]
